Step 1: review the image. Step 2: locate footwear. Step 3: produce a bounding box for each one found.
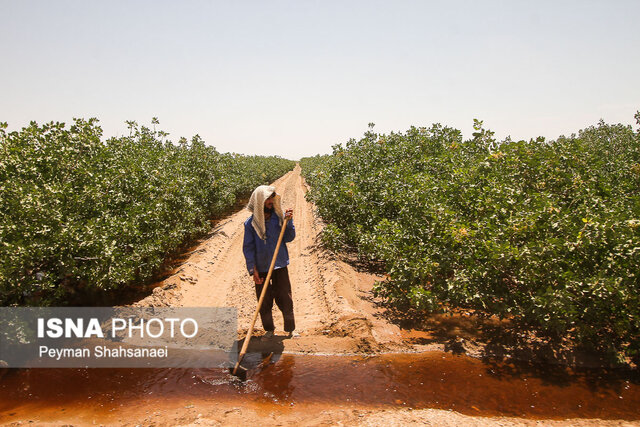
[286,331,300,339]
[261,331,274,341]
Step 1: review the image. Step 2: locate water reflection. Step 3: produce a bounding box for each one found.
[256,353,295,403]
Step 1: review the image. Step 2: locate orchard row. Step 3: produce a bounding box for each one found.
[0,118,295,305]
[301,115,640,362]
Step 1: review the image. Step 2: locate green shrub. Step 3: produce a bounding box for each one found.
[301,116,640,361]
[0,118,294,305]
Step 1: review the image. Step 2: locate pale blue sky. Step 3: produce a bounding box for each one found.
[2,0,638,159]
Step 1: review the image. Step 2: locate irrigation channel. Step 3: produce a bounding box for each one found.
[1,166,638,425]
[0,351,639,425]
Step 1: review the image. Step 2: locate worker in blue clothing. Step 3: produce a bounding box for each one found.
[242,185,296,340]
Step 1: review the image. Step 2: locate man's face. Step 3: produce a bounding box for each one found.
[264,193,275,210]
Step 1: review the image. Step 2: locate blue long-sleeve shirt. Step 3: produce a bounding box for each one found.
[243,214,295,274]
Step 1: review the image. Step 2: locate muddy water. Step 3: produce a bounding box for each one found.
[0,352,638,422]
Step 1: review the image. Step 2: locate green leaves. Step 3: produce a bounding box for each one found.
[0,118,295,306]
[301,115,640,362]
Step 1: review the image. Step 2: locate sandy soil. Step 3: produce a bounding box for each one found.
[6,403,637,427]
[171,405,640,427]
[134,164,408,356]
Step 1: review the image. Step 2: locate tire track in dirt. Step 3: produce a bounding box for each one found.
[135,165,406,354]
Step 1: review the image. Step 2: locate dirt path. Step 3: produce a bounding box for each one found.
[123,167,638,427]
[135,164,407,355]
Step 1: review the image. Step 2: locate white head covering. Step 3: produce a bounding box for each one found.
[246,185,284,241]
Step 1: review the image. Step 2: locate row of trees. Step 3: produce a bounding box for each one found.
[301,115,640,361]
[0,118,295,305]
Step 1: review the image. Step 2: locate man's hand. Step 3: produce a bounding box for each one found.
[285,208,293,220]
[253,269,264,285]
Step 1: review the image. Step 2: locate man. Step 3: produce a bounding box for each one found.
[242,185,296,340]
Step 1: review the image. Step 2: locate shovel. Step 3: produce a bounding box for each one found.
[230,216,290,380]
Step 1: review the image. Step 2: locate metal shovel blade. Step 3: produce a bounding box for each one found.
[229,365,248,381]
